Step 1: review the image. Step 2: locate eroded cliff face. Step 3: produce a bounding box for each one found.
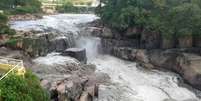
[110,47,201,91]
[95,23,201,91]
[22,31,75,57]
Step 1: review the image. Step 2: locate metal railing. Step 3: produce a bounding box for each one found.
[0,56,25,80]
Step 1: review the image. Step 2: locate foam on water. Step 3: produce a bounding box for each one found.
[11,14,201,101]
[90,55,199,101]
[10,14,99,35]
[33,52,79,66]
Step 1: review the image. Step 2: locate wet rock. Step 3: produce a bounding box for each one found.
[101,27,113,38]
[178,36,193,48]
[85,27,102,37]
[161,38,175,49]
[32,53,107,101]
[112,47,149,63]
[62,48,87,64]
[98,85,122,101]
[125,27,142,38]
[112,47,136,61]
[107,46,201,90]
[9,14,43,21]
[141,29,161,49]
[22,32,75,57]
[86,19,102,27]
[148,50,201,90]
[50,37,71,52]
[101,38,139,54]
[193,37,201,47]
[79,92,92,101]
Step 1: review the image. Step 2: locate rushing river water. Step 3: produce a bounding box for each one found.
[11,14,201,101]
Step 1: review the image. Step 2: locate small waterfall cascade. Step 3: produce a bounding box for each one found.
[10,14,201,101]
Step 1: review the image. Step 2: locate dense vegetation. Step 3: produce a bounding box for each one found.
[0,0,42,14]
[97,0,201,39]
[0,13,15,35]
[56,0,94,13]
[0,71,49,101]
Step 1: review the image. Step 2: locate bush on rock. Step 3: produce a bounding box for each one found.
[0,71,50,101]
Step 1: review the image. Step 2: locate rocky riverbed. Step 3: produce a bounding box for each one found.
[7,14,201,101]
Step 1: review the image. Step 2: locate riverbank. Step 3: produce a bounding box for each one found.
[6,14,201,101]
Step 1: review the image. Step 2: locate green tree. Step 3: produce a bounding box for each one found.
[96,0,201,38]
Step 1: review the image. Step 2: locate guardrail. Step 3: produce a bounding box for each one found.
[0,56,25,80]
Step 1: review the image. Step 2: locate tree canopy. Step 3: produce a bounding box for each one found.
[97,0,201,37]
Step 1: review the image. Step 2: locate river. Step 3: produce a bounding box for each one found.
[10,14,201,101]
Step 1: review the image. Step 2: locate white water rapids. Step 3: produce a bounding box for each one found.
[10,14,201,101]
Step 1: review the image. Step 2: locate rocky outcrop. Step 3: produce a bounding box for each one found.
[110,47,201,90]
[149,50,201,90]
[33,53,110,101]
[101,38,140,54]
[21,31,75,57]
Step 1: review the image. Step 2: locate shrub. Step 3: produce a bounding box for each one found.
[56,2,75,13]
[0,25,16,35]
[0,71,50,101]
[0,0,42,14]
[0,13,16,35]
[0,13,8,24]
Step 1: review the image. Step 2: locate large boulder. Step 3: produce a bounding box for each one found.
[62,48,87,64]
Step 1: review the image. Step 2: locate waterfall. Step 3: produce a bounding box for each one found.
[10,14,201,101]
[76,36,101,60]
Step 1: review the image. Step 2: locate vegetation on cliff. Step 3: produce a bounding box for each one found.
[0,13,15,35]
[0,71,50,101]
[0,0,42,14]
[97,0,201,38]
[56,0,94,13]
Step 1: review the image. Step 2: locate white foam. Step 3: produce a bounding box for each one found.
[33,52,79,66]
[90,55,199,101]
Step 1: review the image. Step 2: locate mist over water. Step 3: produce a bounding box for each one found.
[11,14,201,101]
[76,36,101,60]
